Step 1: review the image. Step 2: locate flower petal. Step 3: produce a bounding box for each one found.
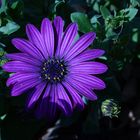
[56,83,73,116]
[66,76,97,100]
[62,81,84,110]
[37,84,58,119]
[12,38,44,61]
[59,23,78,58]
[27,82,46,108]
[6,53,41,67]
[36,84,51,119]
[53,16,64,57]
[2,61,41,73]
[42,84,51,99]
[6,72,40,87]
[64,32,96,61]
[69,74,106,90]
[41,18,54,57]
[26,24,48,59]
[11,78,42,96]
[69,62,108,74]
[47,84,57,119]
[69,49,105,66]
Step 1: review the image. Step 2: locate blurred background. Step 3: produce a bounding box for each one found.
[0,0,140,140]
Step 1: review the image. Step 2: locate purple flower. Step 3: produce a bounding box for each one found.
[3,16,108,119]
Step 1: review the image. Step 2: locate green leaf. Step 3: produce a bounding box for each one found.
[7,0,24,20]
[11,1,19,9]
[130,0,140,7]
[90,15,101,32]
[92,1,100,13]
[100,6,111,19]
[71,12,93,33]
[50,0,65,15]
[0,20,20,35]
[0,114,7,120]
[124,8,138,21]
[90,15,101,24]
[106,28,117,39]
[132,28,139,43]
[0,0,7,14]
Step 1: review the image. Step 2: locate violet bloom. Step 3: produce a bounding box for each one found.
[3,16,107,119]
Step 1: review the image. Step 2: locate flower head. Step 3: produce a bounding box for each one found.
[101,99,121,118]
[3,16,108,119]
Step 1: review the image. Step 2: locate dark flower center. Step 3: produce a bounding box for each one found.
[41,58,67,83]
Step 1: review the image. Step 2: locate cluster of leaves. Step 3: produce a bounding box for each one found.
[0,43,7,76]
[0,0,22,36]
[71,0,139,72]
[66,0,140,136]
[0,0,22,139]
[0,0,24,77]
[0,0,140,140]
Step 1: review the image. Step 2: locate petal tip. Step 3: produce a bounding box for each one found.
[11,90,18,96]
[26,24,35,32]
[11,38,18,45]
[2,63,8,72]
[99,50,105,56]
[101,82,106,89]
[54,16,63,21]
[73,22,78,29]
[90,32,96,38]
[104,64,108,72]
[42,17,50,23]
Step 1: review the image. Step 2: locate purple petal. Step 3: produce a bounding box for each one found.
[59,23,78,58]
[47,84,57,119]
[66,76,97,100]
[6,72,40,87]
[53,16,64,57]
[27,82,46,108]
[42,84,51,99]
[26,24,48,59]
[12,38,44,61]
[6,53,42,67]
[69,49,105,66]
[2,61,41,73]
[37,84,57,119]
[64,32,96,61]
[69,62,108,74]
[36,84,51,119]
[41,18,54,57]
[69,73,106,90]
[56,83,73,116]
[62,81,84,110]
[11,78,42,96]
